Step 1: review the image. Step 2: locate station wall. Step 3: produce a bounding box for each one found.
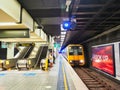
[83,29,120,81]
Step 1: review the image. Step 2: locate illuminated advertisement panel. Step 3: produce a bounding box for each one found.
[92,45,115,76]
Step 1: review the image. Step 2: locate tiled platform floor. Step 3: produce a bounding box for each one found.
[0,55,87,90]
[0,58,59,90]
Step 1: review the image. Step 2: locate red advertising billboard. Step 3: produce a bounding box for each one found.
[92,45,115,76]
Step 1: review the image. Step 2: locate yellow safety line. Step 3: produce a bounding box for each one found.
[62,64,68,90]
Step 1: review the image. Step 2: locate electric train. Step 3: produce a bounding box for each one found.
[67,44,85,66]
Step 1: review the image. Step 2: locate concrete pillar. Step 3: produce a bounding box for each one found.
[7,43,14,59]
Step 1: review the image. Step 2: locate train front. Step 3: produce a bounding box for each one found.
[67,44,85,66]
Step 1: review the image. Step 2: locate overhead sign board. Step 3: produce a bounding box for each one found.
[0,29,29,38]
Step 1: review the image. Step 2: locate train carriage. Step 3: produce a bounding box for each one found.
[67,44,85,66]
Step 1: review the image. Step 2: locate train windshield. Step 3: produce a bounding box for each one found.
[69,46,82,55]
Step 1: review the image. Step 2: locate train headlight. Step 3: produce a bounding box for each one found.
[70,60,72,63]
[80,60,84,63]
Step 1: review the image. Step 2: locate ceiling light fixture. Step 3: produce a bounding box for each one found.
[61,32,66,34]
[66,0,72,12]
[0,22,18,26]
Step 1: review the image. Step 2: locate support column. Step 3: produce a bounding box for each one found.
[7,43,14,59]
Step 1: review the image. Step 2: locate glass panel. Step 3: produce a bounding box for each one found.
[69,46,83,55]
[69,49,74,55]
[78,47,82,55]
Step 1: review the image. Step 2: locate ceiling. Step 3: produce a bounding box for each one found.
[17,0,120,49]
[17,0,66,36]
[62,0,120,49]
[0,9,27,29]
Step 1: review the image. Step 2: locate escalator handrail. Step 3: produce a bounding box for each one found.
[34,46,44,68]
[22,46,33,58]
[17,47,29,59]
[22,47,31,58]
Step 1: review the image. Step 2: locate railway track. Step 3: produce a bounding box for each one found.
[74,67,120,90]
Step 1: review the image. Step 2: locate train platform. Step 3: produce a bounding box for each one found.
[0,54,88,90]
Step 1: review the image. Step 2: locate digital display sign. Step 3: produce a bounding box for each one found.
[92,45,115,76]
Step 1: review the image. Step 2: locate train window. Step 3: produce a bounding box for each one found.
[74,49,78,55]
[69,46,83,55]
[69,49,74,55]
[78,47,82,55]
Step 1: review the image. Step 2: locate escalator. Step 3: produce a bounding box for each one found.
[16,45,43,70]
[3,46,34,70]
[34,46,48,68]
[16,45,48,70]
[23,46,34,58]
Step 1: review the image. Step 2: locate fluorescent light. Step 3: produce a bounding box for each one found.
[61,38,64,40]
[61,38,65,40]
[61,35,65,38]
[61,32,66,34]
[61,38,64,39]
[45,86,52,89]
[66,0,72,12]
[61,38,65,39]
[0,22,17,26]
